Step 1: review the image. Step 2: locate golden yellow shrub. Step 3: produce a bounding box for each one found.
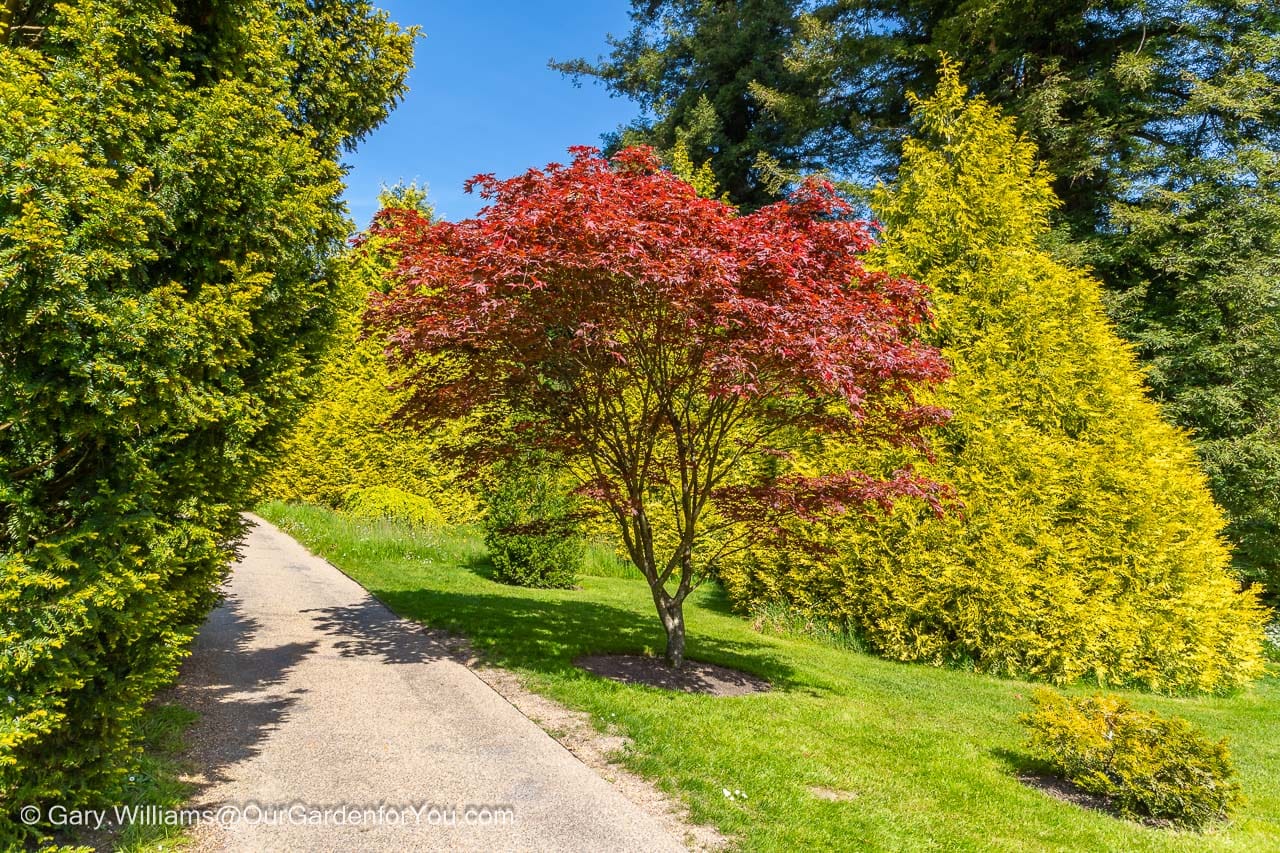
[263,225,479,524]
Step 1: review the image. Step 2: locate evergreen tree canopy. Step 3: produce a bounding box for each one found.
[577,1,1280,222]
[553,0,809,207]
[721,69,1269,692]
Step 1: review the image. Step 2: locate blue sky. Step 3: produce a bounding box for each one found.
[342,1,642,227]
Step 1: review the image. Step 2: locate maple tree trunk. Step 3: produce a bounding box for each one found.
[655,593,686,668]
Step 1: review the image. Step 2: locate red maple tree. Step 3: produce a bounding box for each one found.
[368,146,952,667]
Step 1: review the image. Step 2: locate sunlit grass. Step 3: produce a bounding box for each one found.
[581,538,645,580]
[259,501,1280,852]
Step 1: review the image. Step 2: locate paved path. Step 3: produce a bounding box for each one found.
[173,513,684,852]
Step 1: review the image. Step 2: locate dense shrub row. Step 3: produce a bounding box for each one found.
[263,208,479,526]
[719,73,1268,693]
[0,2,412,843]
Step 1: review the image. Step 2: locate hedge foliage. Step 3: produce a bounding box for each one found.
[0,1,412,843]
[262,200,480,526]
[719,69,1268,693]
[1021,689,1242,828]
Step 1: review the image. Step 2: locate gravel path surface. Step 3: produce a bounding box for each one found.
[172,513,685,852]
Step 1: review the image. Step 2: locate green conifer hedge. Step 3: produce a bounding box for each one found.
[0,2,413,842]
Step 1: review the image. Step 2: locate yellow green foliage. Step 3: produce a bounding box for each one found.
[670,137,722,201]
[0,1,413,842]
[263,235,479,524]
[719,65,1268,693]
[0,1,412,835]
[1021,689,1242,828]
[344,484,448,529]
[658,94,725,201]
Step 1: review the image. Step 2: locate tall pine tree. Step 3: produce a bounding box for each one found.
[553,0,808,207]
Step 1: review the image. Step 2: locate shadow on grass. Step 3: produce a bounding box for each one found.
[990,746,1046,776]
[692,581,738,618]
[463,552,500,582]
[990,747,1123,820]
[306,584,799,691]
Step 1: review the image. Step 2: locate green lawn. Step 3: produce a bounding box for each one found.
[257,501,1280,852]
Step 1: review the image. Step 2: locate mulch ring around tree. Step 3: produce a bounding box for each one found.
[574,654,770,696]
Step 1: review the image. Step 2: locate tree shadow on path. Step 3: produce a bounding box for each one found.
[169,591,315,793]
[300,598,473,666]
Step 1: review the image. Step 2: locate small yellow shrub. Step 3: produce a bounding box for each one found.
[1021,689,1242,828]
[343,485,448,529]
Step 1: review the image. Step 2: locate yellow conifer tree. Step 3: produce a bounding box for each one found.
[264,188,478,524]
[720,65,1269,692]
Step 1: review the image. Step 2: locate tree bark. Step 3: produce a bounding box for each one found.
[622,504,692,668]
[655,593,686,668]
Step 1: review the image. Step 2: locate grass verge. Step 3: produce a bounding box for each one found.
[258,501,1280,852]
[111,702,198,853]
